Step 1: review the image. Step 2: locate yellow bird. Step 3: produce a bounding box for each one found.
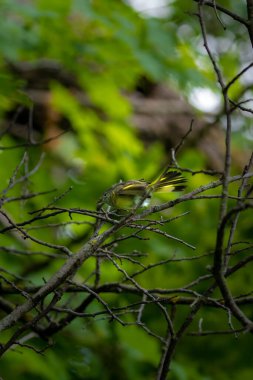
[102,169,186,210]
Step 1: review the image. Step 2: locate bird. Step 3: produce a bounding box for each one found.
[101,168,186,211]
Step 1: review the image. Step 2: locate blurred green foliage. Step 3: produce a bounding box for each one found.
[0,0,252,379]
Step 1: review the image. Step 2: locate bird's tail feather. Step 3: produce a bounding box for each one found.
[149,170,186,193]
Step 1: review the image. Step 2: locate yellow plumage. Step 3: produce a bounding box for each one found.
[102,169,186,210]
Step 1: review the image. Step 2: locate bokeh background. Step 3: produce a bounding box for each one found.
[0,1,252,379]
